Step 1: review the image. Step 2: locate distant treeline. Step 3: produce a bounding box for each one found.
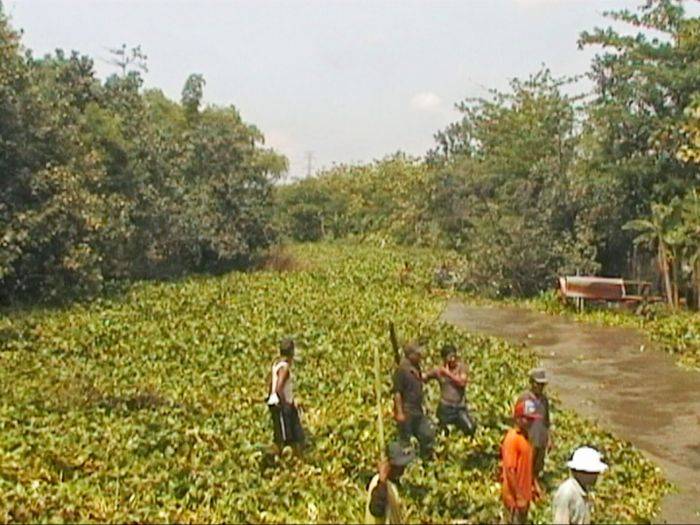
[0,9,286,304]
[278,1,700,305]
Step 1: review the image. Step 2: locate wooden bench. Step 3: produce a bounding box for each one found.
[558,276,662,311]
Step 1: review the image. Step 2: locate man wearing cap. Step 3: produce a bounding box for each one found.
[392,341,436,458]
[517,367,552,480]
[500,399,542,524]
[552,447,608,524]
[425,344,476,437]
[266,338,305,456]
[365,442,414,524]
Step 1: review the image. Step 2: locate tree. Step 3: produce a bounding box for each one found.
[107,43,148,77]
[678,96,700,164]
[579,1,700,215]
[680,189,700,309]
[0,7,287,303]
[423,69,602,295]
[181,73,206,124]
[624,200,682,307]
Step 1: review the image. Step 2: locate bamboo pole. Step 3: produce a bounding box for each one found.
[373,343,386,461]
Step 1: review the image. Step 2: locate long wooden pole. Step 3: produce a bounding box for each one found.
[373,343,386,461]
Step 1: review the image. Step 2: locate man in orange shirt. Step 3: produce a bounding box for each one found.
[500,399,542,524]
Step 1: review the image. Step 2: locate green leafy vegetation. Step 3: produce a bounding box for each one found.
[0,243,669,523]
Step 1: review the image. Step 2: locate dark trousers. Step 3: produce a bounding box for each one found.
[397,412,435,457]
[437,402,476,436]
[269,403,305,446]
[532,445,546,478]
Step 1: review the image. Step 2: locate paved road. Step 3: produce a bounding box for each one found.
[441,299,700,524]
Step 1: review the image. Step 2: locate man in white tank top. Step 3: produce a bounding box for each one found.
[267,338,305,456]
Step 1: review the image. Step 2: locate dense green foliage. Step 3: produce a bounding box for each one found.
[278,1,700,302]
[0,242,669,523]
[276,155,436,245]
[0,9,286,304]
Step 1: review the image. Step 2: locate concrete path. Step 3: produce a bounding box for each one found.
[441,299,700,524]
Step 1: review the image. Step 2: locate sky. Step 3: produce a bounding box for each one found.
[5,0,700,179]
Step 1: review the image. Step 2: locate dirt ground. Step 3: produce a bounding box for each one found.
[441,298,700,524]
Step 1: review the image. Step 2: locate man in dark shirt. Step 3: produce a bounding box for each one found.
[392,341,436,458]
[517,367,552,481]
[426,344,476,437]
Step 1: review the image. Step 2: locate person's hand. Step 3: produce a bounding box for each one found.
[378,460,390,482]
[515,496,529,510]
[394,411,406,423]
[533,480,543,501]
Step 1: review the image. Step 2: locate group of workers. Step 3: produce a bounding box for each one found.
[266,337,608,524]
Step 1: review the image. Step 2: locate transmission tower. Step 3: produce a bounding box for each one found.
[304,151,314,178]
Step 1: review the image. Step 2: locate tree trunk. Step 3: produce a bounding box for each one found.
[659,243,674,307]
[695,258,700,311]
[669,249,678,308]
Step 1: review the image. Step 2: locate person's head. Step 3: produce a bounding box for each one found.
[403,341,423,366]
[441,344,458,367]
[529,367,548,395]
[280,338,295,361]
[513,399,542,432]
[567,447,608,491]
[386,441,415,481]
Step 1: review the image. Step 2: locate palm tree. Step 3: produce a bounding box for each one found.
[623,200,682,307]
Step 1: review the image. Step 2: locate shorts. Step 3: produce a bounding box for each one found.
[269,403,305,445]
[436,402,476,436]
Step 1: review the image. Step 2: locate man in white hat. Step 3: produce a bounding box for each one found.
[552,446,608,524]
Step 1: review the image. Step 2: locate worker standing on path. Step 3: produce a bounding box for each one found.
[425,344,476,437]
[552,447,608,524]
[266,338,305,456]
[517,368,552,481]
[500,399,542,524]
[392,341,436,459]
[365,442,414,524]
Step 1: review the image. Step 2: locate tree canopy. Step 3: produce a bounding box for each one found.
[0,7,286,304]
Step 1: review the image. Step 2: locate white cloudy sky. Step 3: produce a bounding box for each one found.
[5,0,699,179]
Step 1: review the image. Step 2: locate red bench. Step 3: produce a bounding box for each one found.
[558,276,661,309]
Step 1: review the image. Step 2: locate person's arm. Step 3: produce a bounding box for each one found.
[275,366,290,404]
[393,392,406,422]
[423,368,439,381]
[392,370,406,422]
[545,396,554,450]
[442,364,467,388]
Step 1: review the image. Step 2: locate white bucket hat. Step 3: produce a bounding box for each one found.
[567,447,608,473]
